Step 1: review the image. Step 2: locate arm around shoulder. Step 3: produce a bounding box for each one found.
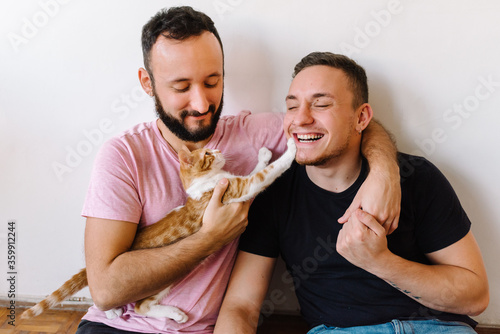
[341,119,401,234]
[361,119,398,173]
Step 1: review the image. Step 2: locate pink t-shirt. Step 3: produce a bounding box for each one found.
[81,111,286,333]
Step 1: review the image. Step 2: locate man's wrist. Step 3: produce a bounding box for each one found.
[365,249,399,280]
[188,230,224,256]
[369,159,399,180]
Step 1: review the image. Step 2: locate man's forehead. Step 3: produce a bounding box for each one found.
[294,65,347,82]
[152,34,220,57]
[149,32,223,79]
[287,66,348,97]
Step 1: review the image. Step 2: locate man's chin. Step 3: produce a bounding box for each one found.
[294,155,315,166]
[185,113,211,123]
[294,149,317,166]
[296,159,315,166]
[295,153,330,166]
[185,116,212,130]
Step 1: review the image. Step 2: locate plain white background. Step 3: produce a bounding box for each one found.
[1,0,499,326]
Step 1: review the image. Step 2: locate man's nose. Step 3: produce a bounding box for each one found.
[189,86,210,114]
[294,105,314,125]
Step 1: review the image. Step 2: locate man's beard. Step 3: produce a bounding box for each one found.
[154,92,223,143]
[295,133,352,167]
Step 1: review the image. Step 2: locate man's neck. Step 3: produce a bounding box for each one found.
[305,153,363,193]
[156,119,212,153]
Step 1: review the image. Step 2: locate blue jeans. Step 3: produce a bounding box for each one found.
[307,319,476,334]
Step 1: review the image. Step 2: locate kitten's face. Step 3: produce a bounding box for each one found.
[192,148,225,172]
[178,147,225,190]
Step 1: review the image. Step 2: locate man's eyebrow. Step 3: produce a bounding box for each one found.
[312,93,334,99]
[170,78,190,83]
[208,72,222,78]
[170,72,222,84]
[285,93,334,101]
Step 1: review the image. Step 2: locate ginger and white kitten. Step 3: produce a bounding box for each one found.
[22,138,296,323]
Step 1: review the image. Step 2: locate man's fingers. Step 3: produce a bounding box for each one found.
[355,209,385,237]
[338,200,360,224]
[385,216,399,235]
[211,178,229,205]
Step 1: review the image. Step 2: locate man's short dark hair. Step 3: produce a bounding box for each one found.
[141,6,224,80]
[293,52,368,109]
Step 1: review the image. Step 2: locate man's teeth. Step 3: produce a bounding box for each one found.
[297,134,323,142]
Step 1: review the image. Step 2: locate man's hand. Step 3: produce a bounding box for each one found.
[337,209,390,270]
[199,178,251,251]
[338,167,401,235]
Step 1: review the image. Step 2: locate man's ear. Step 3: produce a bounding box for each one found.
[138,68,154,96]
[356,103,373,132]
[178,146,193,166]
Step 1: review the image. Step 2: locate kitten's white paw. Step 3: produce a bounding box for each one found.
[105,308,123,319]
[258,147,272,165]
[170,309,189,323]
[145,305,189,323]
[286,138,297,155]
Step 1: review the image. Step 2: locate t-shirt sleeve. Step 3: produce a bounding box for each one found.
[239,111,287,159]
[81,138,142,223]
[239,186,281,258]
[410,156,472,254]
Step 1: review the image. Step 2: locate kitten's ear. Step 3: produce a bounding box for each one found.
[178,146,193,166]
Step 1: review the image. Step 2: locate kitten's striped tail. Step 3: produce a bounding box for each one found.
[20,268,88,319]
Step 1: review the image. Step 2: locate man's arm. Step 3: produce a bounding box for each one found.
[337,209,489,316]
[214,251,276,334]
[86,179,251,310]
[340,119,401,234]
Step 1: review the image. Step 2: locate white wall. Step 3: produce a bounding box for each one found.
[1,0,499,326]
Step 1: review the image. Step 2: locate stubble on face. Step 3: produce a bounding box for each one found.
[153,85,224,143]
[293,117,355,167]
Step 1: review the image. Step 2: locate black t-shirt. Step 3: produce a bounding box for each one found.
[240,153,476,328]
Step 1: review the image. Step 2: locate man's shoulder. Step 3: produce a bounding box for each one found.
[94,120,163,164]
[215,111,286,156]
[218,111,284,129]
[114,120,157,141]
[102,121,157,149]
[398,152,442,183]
